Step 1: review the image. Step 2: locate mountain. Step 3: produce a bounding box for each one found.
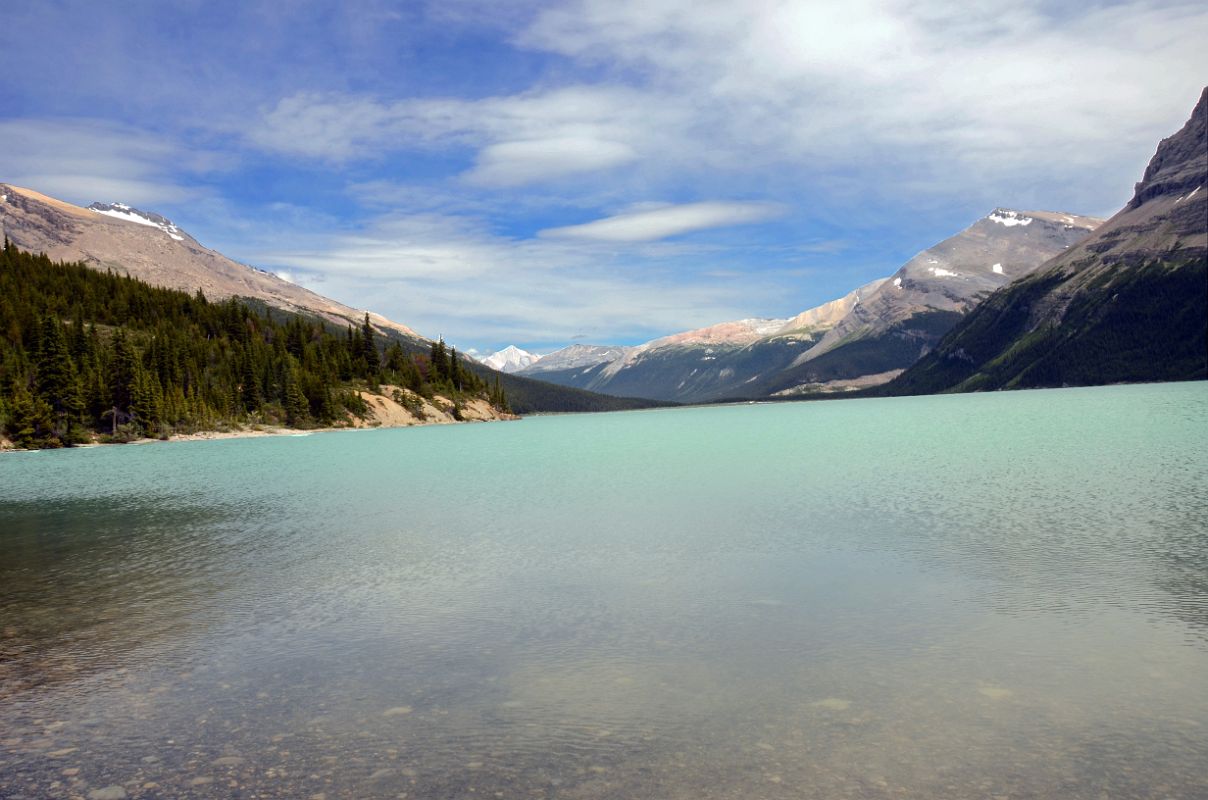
[0,184,422,341]
[885,87,1208,394]
[520,344,635,374]
[516,206,1099,404]
[514,283,884,402]
[742,208,1103,397]
[479,345,542,373]
[0,184,669,416]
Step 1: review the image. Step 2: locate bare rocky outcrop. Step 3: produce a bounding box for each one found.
[350,386,518,428]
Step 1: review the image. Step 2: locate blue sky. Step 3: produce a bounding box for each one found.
[2,1,1205,355]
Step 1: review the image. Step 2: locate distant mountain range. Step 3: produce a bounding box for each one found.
[512,209,1101,402]
[885,87,1207,394]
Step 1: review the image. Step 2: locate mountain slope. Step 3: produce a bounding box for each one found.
[743,208,1102,397]
[518,282,885,402]
[0,184,422,341]
[885,87,1208,394]
[523,205,1099,404]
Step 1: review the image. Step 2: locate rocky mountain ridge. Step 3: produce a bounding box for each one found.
[520,344,636,374]
[886,86,1207,394]
[517,208,1099,402]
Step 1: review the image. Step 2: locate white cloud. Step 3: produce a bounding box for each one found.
[0,118,211,206]
[540,201,784,241]
[519,0,1208,209]
[247,92,412,161]
[246,85,682,185]
[466,137,636,186]
[242,2,1208,217]
[234,209,785,346]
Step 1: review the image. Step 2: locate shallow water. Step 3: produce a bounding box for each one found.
[2,383,1207,799]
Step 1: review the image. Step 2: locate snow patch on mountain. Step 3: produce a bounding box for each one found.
[987,209,1033,227]
[480,345,542,373]
[89,202,185,240]
[518,344,634,374]
[1175,185,1201,203]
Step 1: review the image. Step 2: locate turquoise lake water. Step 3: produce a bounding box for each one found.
[2,382,1207,799]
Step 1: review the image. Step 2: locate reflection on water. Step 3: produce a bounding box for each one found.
[1,383,1207,799]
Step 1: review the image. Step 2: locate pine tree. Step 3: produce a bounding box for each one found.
[6,381,57,448]
[360,313,380,374]
[429,338,448,383]
[283,363,309,426]
[34,315,77,417]
[109,330,137,413]
[449,346,462,391]
[240,345,262,412]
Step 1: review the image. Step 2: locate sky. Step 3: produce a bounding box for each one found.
[1,1,1205,356]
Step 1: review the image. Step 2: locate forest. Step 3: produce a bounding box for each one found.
[0,241,509,449]
[881,258,1208,395]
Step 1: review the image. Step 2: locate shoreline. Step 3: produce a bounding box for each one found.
[0,415,521,454]
[0,385,520,453]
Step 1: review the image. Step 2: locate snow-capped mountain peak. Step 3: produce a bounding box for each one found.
[88,202,186,241]
[480,345,542,373]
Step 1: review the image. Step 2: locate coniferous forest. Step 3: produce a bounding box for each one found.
[0,242,509,449]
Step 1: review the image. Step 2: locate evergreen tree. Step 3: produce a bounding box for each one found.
[6,381,57,448]
[283,363,309,426]
[109,330,138,414]
[34,314,77,417]
[360,313,380,373]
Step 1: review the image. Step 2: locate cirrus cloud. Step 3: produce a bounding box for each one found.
[466,136,636,185]
[244,85,676,187]
[540,201,785,242]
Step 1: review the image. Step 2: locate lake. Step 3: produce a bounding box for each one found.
[2,382,1207,799]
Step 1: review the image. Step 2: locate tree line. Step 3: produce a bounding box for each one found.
[0,241,508,448]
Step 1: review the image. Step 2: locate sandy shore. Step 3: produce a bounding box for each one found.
[0,386,519,452]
